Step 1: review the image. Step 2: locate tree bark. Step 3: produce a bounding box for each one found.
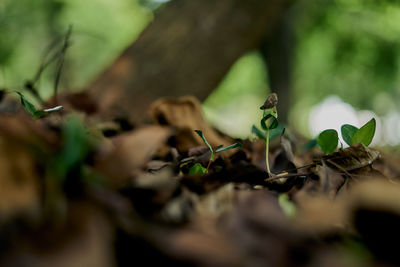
[88,0,291,123]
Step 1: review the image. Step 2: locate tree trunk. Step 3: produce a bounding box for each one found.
[88,0,292,123]
[260,11,294,123]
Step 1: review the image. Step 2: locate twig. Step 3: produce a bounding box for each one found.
[54,25,73,105]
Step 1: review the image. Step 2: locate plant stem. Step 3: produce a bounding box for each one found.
[206,159,212,172]
[265,128,271,176]
[206,152,214,173]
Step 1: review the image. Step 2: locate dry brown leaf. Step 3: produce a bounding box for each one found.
[321,143,380,172]
[0,114,59,148]
[161,225,244,267]
[94,125,172,187]
[149,96,233,152]
[317,163,346,197]
[0,136,41,222]
[293,194,349,233]
[348,178,400,217]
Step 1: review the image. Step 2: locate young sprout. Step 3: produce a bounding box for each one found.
[17,91,63,119]
[317,118,376,154]
[191,130,242,174]
[260,93,279,177]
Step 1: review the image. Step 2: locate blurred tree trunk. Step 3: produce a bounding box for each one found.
[88,0,292,123]
[260,12,294,123]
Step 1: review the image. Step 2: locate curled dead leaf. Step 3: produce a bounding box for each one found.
[321,143,380,172]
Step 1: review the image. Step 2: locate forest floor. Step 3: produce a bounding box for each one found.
[1,93,400,267]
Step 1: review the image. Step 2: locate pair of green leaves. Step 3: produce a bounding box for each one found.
[251,110,279,140]
[261,113,278,131]
[188,130,242,175]
[194,130,242,159]
[317,118,376,154]
[252,124,285,141]
[17,92,63,119]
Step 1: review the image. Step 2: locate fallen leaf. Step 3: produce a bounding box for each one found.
[149,96,233,152]
[94,125,172,187]
[320,143,380,172]
[317,162,346,197]
[0,137,41,223]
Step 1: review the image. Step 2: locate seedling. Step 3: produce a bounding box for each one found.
[258,93,279,177]
[17,91,63,119]
[317,118,376,154]
[190,130,242,174]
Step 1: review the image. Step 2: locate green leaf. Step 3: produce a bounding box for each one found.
[252,124,284,141]
[16,92,63,119]
[215,142,242,153]
[251,125,266,139]
[194,130,214,155]
[341,124,358,146]
[351,118,376,146]
[302,139,317,150]
[270,124,285,140]
[17,92,37,116]
[278,194,296,218]
[317,129,338,154]
[260,114,278,130]
[52,116,91,182]
[189,163,207,175]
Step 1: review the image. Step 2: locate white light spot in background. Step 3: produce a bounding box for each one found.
[309,96,358,145]
[383,111,400,146]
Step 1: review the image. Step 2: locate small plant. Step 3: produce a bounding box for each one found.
[317,118,376,154]
[17,91,63,119]
[258,93,279,177]
[190,130,242,175]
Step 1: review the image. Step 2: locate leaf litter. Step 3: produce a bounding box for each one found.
[0,94,400,266]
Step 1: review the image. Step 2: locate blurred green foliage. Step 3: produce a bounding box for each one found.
[0,0,151,98]
[289,0,400,136]
[208,0,400,137]
[203,51,270,138]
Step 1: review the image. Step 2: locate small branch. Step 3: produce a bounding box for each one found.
[54,25,73,105]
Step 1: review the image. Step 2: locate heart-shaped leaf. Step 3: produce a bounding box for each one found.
[351,118,376,146]
[317,129,338,155]
[194,130,214,155]
[260,114,278,130]
[341,124,358,146]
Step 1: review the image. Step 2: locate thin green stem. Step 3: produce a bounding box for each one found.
[206,159,212,172]
[265,128,271,176]
[206,153,215,173]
